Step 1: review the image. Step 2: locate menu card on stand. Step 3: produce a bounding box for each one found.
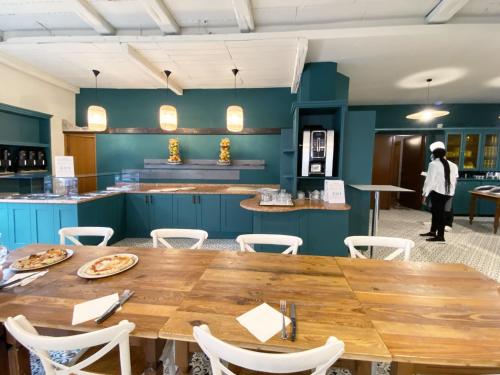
[324,180,346,204]
[54,156,75,178]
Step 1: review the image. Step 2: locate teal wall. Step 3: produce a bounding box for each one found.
[350,103,500,129]
[76,88,296,183]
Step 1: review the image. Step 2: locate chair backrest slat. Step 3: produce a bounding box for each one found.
[193,325,344,375]
[236,234,303,255]
[59,227,114,247]
[150,229,208,249]
[5,315,134,375]
[344,236,415,261]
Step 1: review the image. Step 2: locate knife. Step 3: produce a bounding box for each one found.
[95,290,134,324]
[290,303,297,342]
[0,271,44,290]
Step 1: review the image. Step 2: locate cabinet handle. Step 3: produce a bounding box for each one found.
[197,196,201,204]
[150,195,153,205]
[145,195,148,205]
[192,195,195,204]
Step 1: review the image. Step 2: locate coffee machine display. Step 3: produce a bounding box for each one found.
[301,128,335,177]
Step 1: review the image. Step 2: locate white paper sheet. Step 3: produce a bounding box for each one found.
[236,303,290,343]
[72,293,119,326]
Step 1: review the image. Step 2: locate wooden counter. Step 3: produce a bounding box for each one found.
[128,183,279,195]
[240,196,351,212]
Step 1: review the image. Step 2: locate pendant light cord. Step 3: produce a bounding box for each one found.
[426,78,432,105]
[92,69,100,104]
[232,68,239,101]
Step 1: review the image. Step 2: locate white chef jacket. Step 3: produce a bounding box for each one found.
[422,159,459,197]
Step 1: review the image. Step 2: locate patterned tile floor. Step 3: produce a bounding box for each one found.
[30,208,500,374]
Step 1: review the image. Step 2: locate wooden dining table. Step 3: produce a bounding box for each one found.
[1,244,500,375]
[469,190,500,234]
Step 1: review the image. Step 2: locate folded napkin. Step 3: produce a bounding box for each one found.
[72,293,119,325]
[4,270,48,289]
[237,303,290,343]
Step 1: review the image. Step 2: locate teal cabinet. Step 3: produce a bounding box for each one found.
[221,195,253,234]
[0,204,9,248]
[126,194,150,237]
[198,195,221,233]
[480,132,499,170]
[8,204,32,249]
[173,195,198,229]
[30,205,55,243]
[149,195,173,230]
[172,194,221,234]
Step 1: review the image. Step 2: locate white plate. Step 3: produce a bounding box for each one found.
[77,253,139,279]
[10,249,74,272]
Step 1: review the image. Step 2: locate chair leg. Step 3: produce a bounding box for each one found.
[390,362,414,375]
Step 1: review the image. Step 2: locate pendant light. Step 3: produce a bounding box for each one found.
[159,70,178,131]
[87,69,107,131]
[227,68,244,132]
[406,78,449,122]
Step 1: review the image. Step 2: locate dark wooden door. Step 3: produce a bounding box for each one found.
[64,134,97,193]
[371,134,396,209]
[399,135,425,209]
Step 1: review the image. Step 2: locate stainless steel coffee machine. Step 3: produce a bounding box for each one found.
[301,129,335,177]
[0,149,13,174]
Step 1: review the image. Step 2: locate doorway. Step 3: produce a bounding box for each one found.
[371,133,425,210]
[64,133,97,193]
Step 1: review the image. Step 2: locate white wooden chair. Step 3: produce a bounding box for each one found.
[236,234,303,255]
[150,228,208,249]
[193,324,344,375]
[59,227,114,247]
[5,315,135,375]
[344,236,415,261]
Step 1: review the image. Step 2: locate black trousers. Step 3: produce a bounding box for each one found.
[429,191,452,238]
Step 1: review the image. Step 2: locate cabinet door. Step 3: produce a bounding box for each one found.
[463,133,481,170]
[0,204,9,249]
[8,204,32,249]
[481,133,499,170]
[126,194,150,237]
[445,133,462,166]
[53,205,78,243]
[150,194,173,230]
[221,195,253,234]
[172,195,198,229]
[198,195,221,233]
[31,205,55,244]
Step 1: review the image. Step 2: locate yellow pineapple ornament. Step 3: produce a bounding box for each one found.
[217,138,231,166]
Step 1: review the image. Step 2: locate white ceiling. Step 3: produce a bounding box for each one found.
[1,0,500,104]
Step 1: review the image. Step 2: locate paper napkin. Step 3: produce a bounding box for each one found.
[72,293,119,325]
[236,303,290,343]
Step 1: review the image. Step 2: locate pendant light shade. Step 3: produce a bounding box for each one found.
[227,68,244,132]
[88,105,107,131]
[159,105,178,131]
[406,78,449,122]
[227,105,244,132]
[88,69,107,131]
[159,70,178,131]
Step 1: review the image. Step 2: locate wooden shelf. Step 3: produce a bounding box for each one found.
[0,141,50,148]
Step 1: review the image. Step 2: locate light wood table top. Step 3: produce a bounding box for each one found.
[337,257,500,367]
[240,197,351,212]
[160,251,390,362]
[0,244,218,339]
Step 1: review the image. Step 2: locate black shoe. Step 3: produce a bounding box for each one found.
[426,236,445,242]
[420,232,436,237]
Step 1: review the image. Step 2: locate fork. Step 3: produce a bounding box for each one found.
[280,300,288,339]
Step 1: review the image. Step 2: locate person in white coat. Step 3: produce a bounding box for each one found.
[421,141,459,242]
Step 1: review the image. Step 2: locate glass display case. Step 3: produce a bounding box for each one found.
[445,133,461,165]
[482,133,498,170]
[463,133,480,170]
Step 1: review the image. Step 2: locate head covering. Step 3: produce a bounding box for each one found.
[429,141,445,152]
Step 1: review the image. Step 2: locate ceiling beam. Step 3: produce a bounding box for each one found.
[290,38,308,94]
[123,44,183,95]
[0,51,79,93]
[68,0,115,34]
[138,0,179,34]
[426,0,470,23]
[232,0,255,32]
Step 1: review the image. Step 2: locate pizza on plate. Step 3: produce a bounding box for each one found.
[12,248,68,270]
[84,254,135,276]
